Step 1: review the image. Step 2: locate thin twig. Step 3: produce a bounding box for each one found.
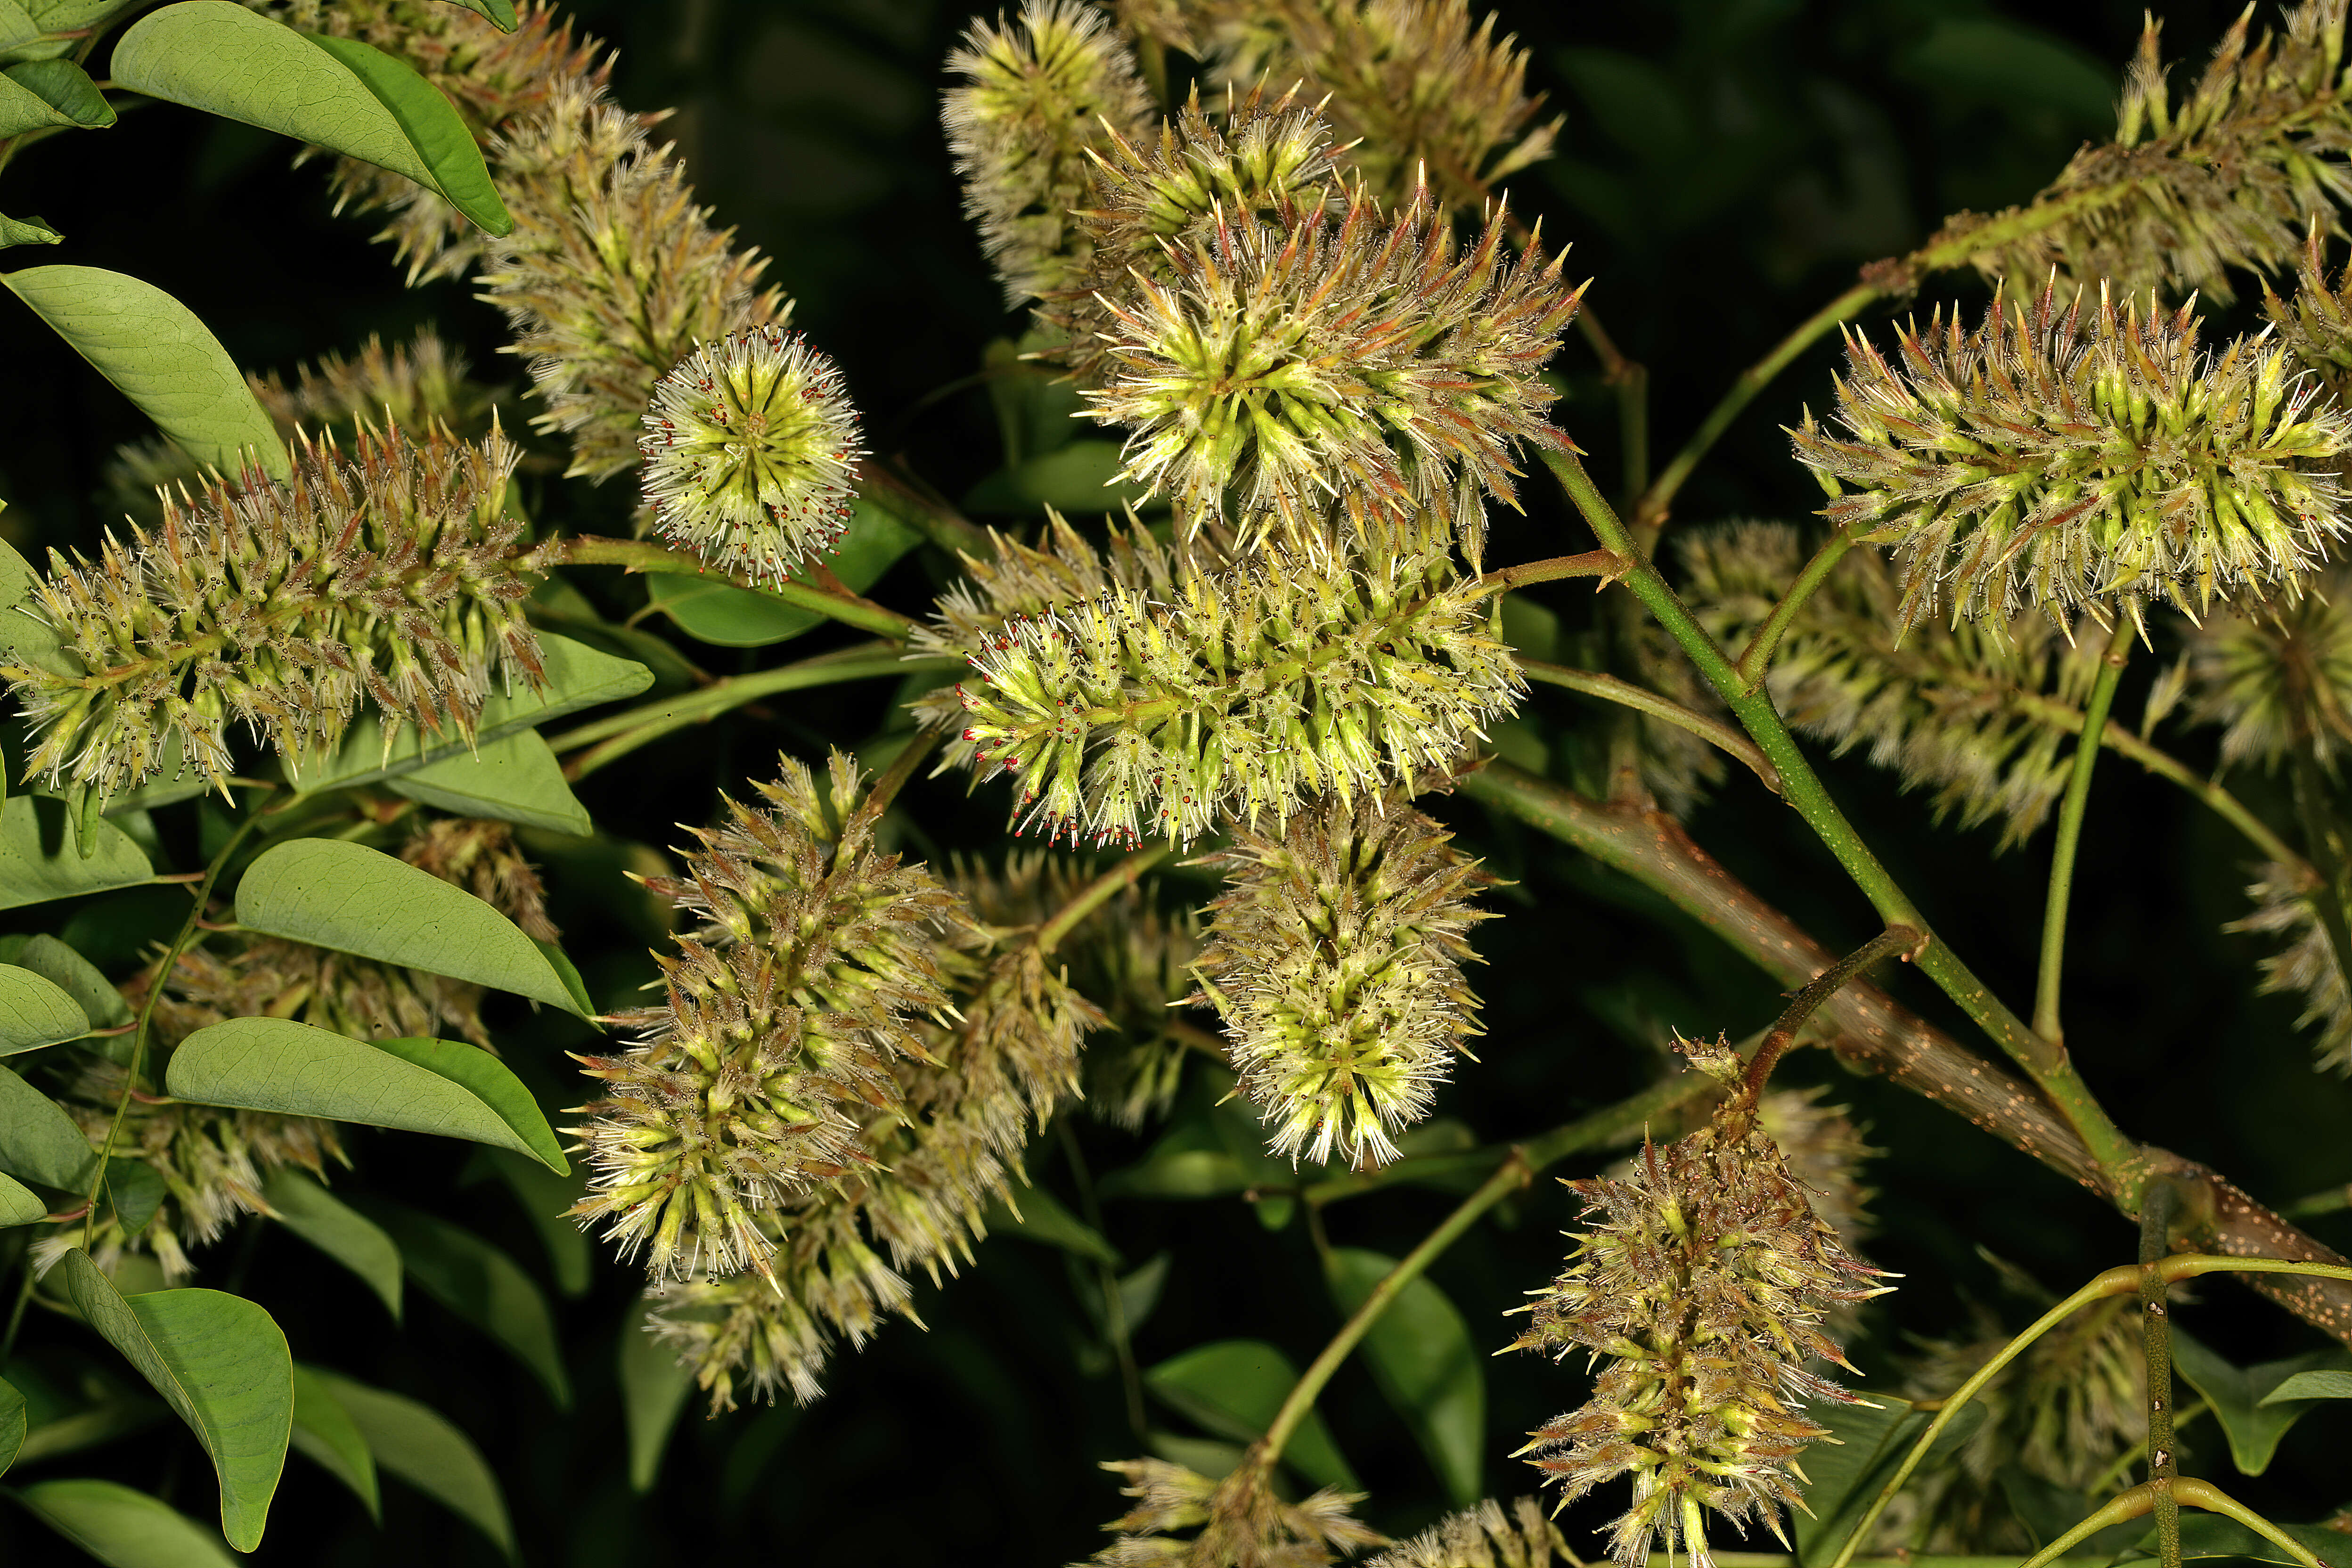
[1517,658,1781,795]
[2034,619,2135,1045]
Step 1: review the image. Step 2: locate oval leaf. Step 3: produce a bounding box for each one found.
[984,1175,1120,1268]
[15,1478,238,1567]
[0,266,285,479]
[2261,1368,2352,1403]
[2171,1328,2352,1477]
[299,33,511,235]
[59,1250,293,1552]
[0,961,87,1053]
[261,1169,402,1322]
[167,1018,568,1168]
[371,1036,567,1173]
[302,1370,514,1561]
[0,794,153,911]
[0,932,131,1028]
[0,59,113,132]
[0,1372,22,1475]
[1325,1248,1486,1508]
[438,0,517,30]
[0,210,59,248]
[289,1365,379,1522]
[364,1202,571,1407]
[0,1060,98,1190]
[617,1297,694,1494]
[384,729,591,837]
[1144,1339,1356,1493]
[111,5,508,235]
[233,840,586,1014]
[0,1169,42,1226]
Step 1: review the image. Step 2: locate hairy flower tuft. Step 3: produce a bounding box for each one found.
[4,424,547,805]
[1182,0,1560,215]
[1681,521,2115,849]
[1192,794,1495,1167]
[569,752,972,1282]
[1365,1498,1568,1568]
[1917,2,2352,305]
[1511,1056,1891,1568]
[1085,180,1582,555]
[2183,563,2352,769]
[1082,1455,1385,1568]
[950,536,1522,847]
[944,0,1154,306]
[637,325,865,584]
[2230,861,2352,1074]
[1795,283,2352,624]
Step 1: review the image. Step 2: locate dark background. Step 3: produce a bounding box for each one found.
[1,0,2348,1562]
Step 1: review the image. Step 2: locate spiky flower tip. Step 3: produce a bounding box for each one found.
[1792,282,2352,626]
[569,751,974,1282]
[2265,224,2352,408]
[2229,862,2352,1075]
[1511,1042,1892,1568]
[1184,0,1560,214]
[646,905,1110,1409]
[1916,1,2352,305]
[1366,1498,1568,1568]
[1085,179,1583,555]
[953,850,1206,1128]
[1082,1456,1385,1568]
[1047,85,1345,388]
[1878,1269,2144,1553]
[1680,520,2112,850]
[943,0,1153,306]
[637,325,865,584]
[951,536,1523,848]
[2183,564,2352,770]
[1192,793,1494,1167]
[479,79,788,482]
[2,423,546,806]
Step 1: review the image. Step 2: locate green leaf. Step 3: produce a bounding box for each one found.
[1144,1339,1356,1493]
[111,5,510,235]
[261,1169,402,1322]
[2171,1328,2352,1477]
[0,1169,42,1226]
[0,932,131,1028]
[285,632,651,793]
[0,1060,99,1189]
[234,840,588,1014]
[0,266,286,479]
[0,59,112,133]
[371,1035,568,1173]
[0,209,60,247]
[1793,1393,1986,1561]
[299,34,512,236]
[439,0,518,31]
[1324,1249,1485,1508]
[302,1371,514,1561]
[482,1146,590,1297]
[644,499,919,647]
[2124,1512,2352,1566]
[366,1203,572,1407]
[985,1176,1120,1268]
[965,440,1152,516]
[2261,1368,2352,1403]
[617,1297,694,1493]
[106,1157,166,1237]
[288,1365,379,1522]
[0,0,36,54]
[0,794,153,911]
[0,534,73,680]
[59,1250,293,1552]
[0,961,88,1053]
[0,1373,23,1476]
[384,729,591,836]
[167,1018,572,1169]
[14,1478,238,1567]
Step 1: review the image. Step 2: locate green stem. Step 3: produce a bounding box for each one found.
[2140,1180,2189,1568]
[1517,657,1780,795]
[2017,1486,2160,1568]
[2034,620,2135,1045]
[1827,1255,2352,1568]
[1733,526,1858,690]
[860,463,992,558]
[2172,1479,2331,1568]
[2283,1184,2352,1219]
[1035,848,1171,957]
[863,726,941,818]
[81,808,269,1245]
[558,536,916,639]
[1259,1151,1530,1469]
[1543,449,2142,1192]
[1476,550,1630,594]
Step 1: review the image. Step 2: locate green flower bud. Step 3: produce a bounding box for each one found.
[637,325,866,585]
[1792,283,2352,624]
[1192,794,1495,1167]
[951,536,1522,847]
[3,424,548,807]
